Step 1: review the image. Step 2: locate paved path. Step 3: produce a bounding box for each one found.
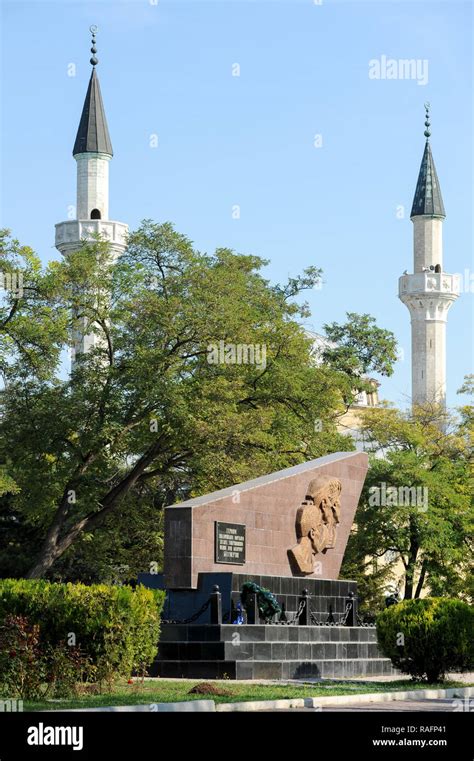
[322,698,461,712]
[273,698,464,712]
[292,671,474,689]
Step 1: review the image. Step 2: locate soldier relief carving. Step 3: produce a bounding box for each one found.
[288,476,342,575]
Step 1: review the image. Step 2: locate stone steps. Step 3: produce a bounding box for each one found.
[152,623,396,680]
[158,641,383,661]
[153,658,396,680]
[159,624,378,643]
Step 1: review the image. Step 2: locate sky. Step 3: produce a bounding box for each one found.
[0,0,472,409]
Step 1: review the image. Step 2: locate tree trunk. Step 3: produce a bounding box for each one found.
[414,558,428,598]
[26,491,75,578]
[25,436,170,578]
[26,534,62,578]
[404,519,420,599]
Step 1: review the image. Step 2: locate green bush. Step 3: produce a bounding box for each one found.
[376,597,474,682]
[0,613,92,699]
[0,579,165,684]
[0,614,46,699]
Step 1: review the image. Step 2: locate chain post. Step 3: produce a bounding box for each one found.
[298,588,310,625]
[247,591,259,624]
[344,591,357,626]
[210,584,222,625]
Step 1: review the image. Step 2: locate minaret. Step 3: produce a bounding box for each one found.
[399,104,460,407]
[55,26,128,362]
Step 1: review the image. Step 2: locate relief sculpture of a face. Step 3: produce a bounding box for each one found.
[288,476,342,575]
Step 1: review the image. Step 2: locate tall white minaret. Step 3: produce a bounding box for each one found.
[55,26,128,363]
[399,104,460,407]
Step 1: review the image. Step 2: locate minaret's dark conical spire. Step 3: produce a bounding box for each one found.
[73,26,113,157]
[410,103,445,218]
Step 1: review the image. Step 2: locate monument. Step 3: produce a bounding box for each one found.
[140,451,397,679]
[161,451,366,589]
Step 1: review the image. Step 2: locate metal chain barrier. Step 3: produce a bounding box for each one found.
[356,613,376,628]
[340,600,352,626]
[287,597,306,624]
[310,612,330,626]
[162,587,376,627]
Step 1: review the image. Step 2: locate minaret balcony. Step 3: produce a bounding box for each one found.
[399,271,460,322]
[55,219,129,255]
[399,271,460,299]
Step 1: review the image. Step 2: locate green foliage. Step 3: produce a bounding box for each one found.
[0,579,164,683]
[0,230,70,501]
[0,614,46,699]
[339,556,396,621]
[44,641,92,698]
[323,312,397,380]
[341,402,473,602]
[0,222,399,580]
[0,612,95,700]
[0,229,68,377]
[1,221,378,579]
[376,598,474,682]
[47,489,165,585]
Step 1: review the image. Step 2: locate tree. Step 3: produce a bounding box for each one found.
[0,230,68,377]
[0,231,69,500]
[322,312,397,382]
[47,485,166,586]
[341,394,473,606]
[0,222,397,580]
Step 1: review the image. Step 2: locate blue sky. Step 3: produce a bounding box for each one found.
[1,0,472,408]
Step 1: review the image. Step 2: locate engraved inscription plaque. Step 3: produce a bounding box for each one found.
[215,522,246,565]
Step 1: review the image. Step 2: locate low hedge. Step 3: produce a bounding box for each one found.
[376,597,474,682]
[0,579,165,683]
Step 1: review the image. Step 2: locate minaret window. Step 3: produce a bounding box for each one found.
[435,264,441,273]
[90,209,101,220]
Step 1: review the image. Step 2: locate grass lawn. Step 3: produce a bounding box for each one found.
[24,678,472,711]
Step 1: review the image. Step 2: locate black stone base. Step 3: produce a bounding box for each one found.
[150,623,396,680]
[139,572,395,680]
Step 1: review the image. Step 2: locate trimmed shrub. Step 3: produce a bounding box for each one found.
[0,579,165,684]
[0,613,92,699]
[376,597,474,682]
[44,640,92,698]
[0,614,46,699]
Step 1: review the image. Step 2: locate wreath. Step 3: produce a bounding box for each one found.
[240,581,281,622]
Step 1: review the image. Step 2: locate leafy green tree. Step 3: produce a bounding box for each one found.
[341,394,473,606]
[0,230,68,377]
[0,222,397,580]
[0,231,69,500]
[322,312,397,388]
